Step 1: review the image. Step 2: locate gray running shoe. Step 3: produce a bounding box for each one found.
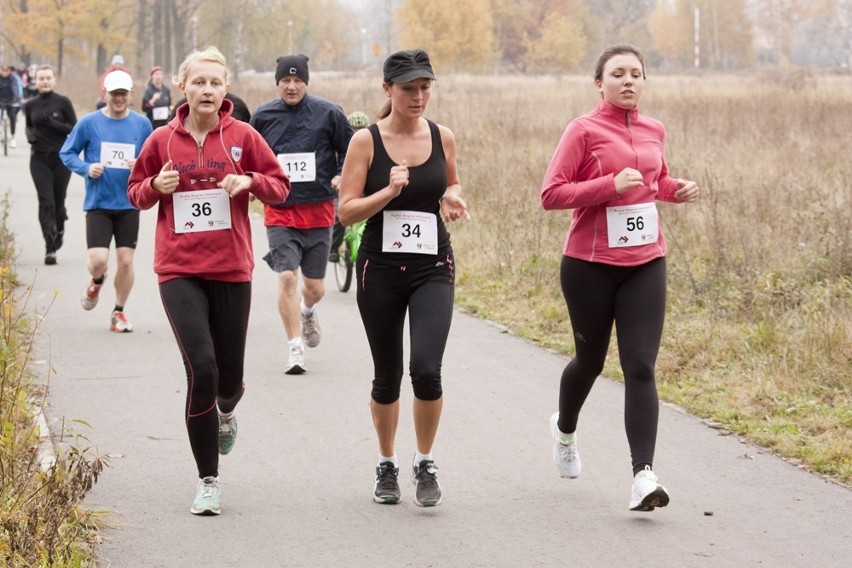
[218,414,238,455]
[301,310,321,347]
[412,459,442,507]
[373,461,401,504]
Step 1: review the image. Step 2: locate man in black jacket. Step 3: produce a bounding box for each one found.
[251,54,353,375]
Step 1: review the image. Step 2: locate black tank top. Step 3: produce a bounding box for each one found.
[360,119,451,262]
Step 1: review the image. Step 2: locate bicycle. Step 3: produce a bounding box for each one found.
[0,105,8,156]
[333,219,365,292]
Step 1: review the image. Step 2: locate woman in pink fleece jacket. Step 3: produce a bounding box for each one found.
[541,43,699,513]
[128,46,289,516]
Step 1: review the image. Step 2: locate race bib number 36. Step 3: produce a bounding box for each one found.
[173,189,232,233]
[382,210,438,255]
[277,152,317,182]
[101,142,136,169]
[606,202,659,248]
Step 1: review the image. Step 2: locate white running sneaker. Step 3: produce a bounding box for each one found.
[190,476,221,515]
[10,139,16,149]
[301,310,321,347]
[550,412,581,478]
[629,466,670,512]
[285,343,306,375]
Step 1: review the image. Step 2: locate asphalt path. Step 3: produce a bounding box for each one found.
[2,134,849,567]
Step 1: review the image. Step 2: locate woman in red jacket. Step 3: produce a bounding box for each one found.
[541,43,699,512]
[128,46,289,516]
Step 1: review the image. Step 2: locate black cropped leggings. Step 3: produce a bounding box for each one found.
[356,253,455,405]
[558,256,666,475]
[160,278,251,478]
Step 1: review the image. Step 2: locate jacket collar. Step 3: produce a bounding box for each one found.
[597,99,639,123]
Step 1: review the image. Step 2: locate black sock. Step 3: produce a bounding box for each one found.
[113,305,123,312]
[93,274,106,285]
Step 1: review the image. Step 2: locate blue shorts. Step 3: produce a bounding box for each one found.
[263,226,331,279]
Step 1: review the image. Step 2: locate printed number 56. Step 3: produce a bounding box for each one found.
[626,216,644,231]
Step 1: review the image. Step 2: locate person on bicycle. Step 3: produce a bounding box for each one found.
[338,49,470,507]
[23,65,77,265]
[60,70,153,332]
[250,54,354,375]
[0,64,23,148]
[330,111,370,263]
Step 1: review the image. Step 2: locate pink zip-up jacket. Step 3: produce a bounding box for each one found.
[128,99,290,283]
[541,99,684,266]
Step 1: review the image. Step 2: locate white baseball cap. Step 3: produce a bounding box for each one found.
[104,70,133,93]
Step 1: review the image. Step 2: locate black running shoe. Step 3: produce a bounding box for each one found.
[373,461,401,504]
[412,459,442,507]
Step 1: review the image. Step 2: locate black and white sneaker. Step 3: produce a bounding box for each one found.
[373,461,401,504]
[412,459,442,507]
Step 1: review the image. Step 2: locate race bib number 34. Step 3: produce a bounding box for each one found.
[606,202,659,248]
[173,189,232,233]
[382,210,438,255]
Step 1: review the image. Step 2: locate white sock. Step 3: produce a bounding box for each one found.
[414,451,433,465]
[289,337,303,349]
[378,454,398,467]
[300,298,314,317]
[218,410,234,420]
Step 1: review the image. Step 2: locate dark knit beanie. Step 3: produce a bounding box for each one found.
[275,54,310,84]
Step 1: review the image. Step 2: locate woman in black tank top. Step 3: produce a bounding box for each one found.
[338,49,470,507]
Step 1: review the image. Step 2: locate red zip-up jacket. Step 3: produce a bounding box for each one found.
[541,99,684,266]
[128,99,290,283]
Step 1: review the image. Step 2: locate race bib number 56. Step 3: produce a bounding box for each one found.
[606,202,659,248]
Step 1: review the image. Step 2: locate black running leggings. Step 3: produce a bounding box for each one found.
[160,278,251,478]
[356,253,455,404]
[558,256,666,475]
[30,151,71,252]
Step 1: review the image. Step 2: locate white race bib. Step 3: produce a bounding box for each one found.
[152,106,169,120]
[173,189,232,233]
[101,142,136,169]
[382,210,438,255]
[606,202,659,248]
[277,152,316,182]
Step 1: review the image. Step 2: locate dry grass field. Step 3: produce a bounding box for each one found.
[59,67,851,485]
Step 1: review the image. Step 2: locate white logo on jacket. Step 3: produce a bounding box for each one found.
[231,146,243,162]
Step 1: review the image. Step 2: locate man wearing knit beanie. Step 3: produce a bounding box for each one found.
[251,54,354,375]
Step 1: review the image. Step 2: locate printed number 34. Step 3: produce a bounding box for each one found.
[401,223,421,238]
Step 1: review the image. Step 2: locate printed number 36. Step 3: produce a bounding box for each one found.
[191,202,212,217]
